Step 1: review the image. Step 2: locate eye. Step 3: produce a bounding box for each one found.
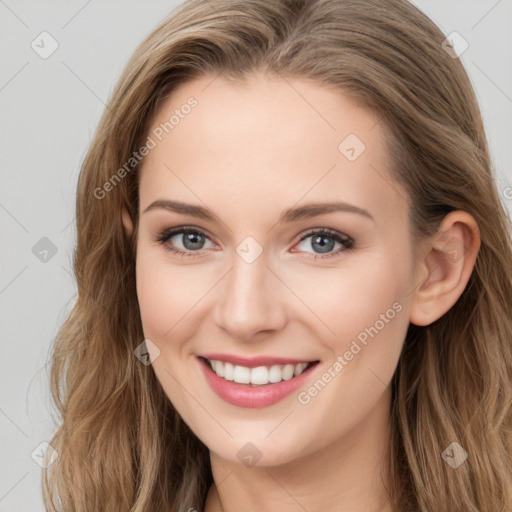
[153,226,215,257]
[291,228,354,259]
[153,226,354,259]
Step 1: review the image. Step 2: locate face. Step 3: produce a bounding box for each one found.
[127,72,417,467]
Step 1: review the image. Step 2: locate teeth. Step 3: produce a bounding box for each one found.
[282,364,295,380]
[268,365,281,383]
[208,359,310,385]
[294,362,309,376]
[251,366,269,385]
[233,365,251,384]
[224,362,234,381]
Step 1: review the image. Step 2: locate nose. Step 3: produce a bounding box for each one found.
[213,251,288,342]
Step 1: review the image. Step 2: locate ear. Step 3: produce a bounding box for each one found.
[121,207,134,237]
[409,211,481,326]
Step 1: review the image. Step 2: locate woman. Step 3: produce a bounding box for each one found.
[43,0,512,510]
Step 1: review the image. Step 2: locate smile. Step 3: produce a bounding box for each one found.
[197,355,320,408]
[206,358,313,386]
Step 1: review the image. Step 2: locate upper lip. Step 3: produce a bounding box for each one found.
[199,353,318,368]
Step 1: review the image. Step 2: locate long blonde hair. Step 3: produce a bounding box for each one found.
[43,0,512,510]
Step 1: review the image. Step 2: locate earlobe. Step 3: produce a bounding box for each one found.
[409,211,481,327]
[121,207,134,237]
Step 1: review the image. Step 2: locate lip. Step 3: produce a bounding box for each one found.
[197,356,320,408]
[199,352,314,368]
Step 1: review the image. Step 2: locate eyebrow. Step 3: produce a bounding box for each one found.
[143,199,374,223]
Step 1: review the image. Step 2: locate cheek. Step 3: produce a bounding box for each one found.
[134,251,206,414]
[289,261,409,440]
[136,254,172,338]
[283,257,411,403]
[135,248,210,341]
[283,255,408,341]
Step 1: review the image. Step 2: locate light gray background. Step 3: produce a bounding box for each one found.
[1,1,511,510]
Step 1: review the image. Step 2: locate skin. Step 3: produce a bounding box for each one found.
[122,72,480,512]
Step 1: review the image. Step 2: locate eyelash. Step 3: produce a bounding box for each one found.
[153,225,355,260]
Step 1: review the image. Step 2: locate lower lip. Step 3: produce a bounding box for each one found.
[197,357,319,408]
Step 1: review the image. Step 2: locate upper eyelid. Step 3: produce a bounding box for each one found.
[158,226,216,245]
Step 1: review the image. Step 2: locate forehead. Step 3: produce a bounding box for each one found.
[138,73,408,229]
